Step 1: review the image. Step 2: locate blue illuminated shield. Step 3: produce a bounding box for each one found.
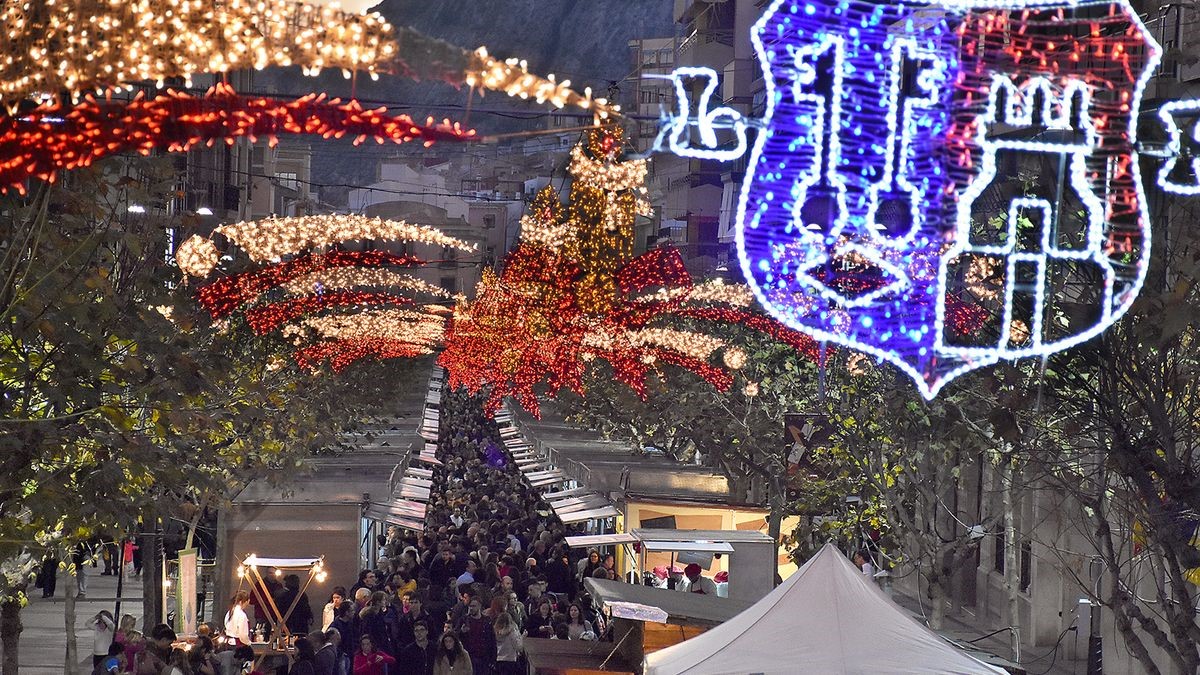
[735,0,1161,397]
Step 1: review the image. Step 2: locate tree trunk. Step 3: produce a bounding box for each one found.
[143,533,162,628]
[1001,454,1022,661]
[1,590,24,675]
[927,571,947,630]
[64,570,77,674]
[766,474,786,585]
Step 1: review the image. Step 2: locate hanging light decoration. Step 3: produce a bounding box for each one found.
[0,84,476,195]
[282,268,456,299]
[194,250,424,319]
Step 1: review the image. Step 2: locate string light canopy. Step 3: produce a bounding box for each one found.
[193,250,425,319]
[177,214,474,278]
[282,268,456,300]
[294,337,431,372]
[0,83,476,195]
[283,308,445,346]
[244,290,414,335]
[0,0,396,104]
[212,215,474,267]
[0,1,619,119]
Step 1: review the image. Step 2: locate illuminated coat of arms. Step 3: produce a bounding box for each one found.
[659,0,1165,398]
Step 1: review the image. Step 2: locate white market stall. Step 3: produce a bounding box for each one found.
[643,544,1007,675]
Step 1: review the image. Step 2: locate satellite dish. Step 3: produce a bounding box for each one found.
[306,0,384,14]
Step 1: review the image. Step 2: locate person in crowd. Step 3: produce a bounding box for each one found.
[289,636,318,675]
[854,550,876,579]
[455,596,495,675]
[351,570,378,597]
[352,635,395,675]
[278,574,314,636]
[224,590,252,646]
[322,587,346,632]
[164,647,192,675]
[428,549,459,591]
[565,604,594,640]
[37,552,58,598]
[492,613,522,675]
[190,637,218,675]
[396,593,430,647]
[358,592,394,656]
[679,563,718,595]
[432,633,472,675]
[395,622,437,675]
[118,630,143,674]
[308,630,336,675]
[577,550,601,582]
[93,643,125,675]
[329,601,358,673]
[455,560,477,587]
[523,599,555,638]
[91,610,116,668]
[135,625,174,675]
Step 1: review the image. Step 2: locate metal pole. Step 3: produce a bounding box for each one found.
[113,539,125,625]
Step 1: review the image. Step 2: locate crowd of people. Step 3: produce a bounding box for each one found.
[296,387,619,675]
[91,386,624,675]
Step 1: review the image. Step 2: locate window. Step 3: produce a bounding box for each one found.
[440,276,457,294]
[483,214,496,230]
[993,536,1005,574]
[658,49,674,66]
[1019,541,1032,592]
[276,172,299,191]
[643,49,657,65]
[641,90,659,105]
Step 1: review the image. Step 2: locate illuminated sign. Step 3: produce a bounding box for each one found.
[656,0,1174,398]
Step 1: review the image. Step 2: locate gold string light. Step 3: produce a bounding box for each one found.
[465,48,619,120]
[282,268,456,299]
[175,234,222,278]
[0,0,397,103]
[174,215,477,276]
[282,308,445,345]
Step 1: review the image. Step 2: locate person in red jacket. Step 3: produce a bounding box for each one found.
[352,635,395,675]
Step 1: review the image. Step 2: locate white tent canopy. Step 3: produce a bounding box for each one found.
[644,543,1006,675]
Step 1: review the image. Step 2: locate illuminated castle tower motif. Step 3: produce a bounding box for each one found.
[940,77,1115,356]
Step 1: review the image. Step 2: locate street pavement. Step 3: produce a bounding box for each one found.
[15,567,143,675]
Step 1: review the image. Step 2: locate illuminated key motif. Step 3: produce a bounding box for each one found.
[658,0,1165,398]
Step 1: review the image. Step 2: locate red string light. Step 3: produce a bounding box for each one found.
[197,250,425,319]
[0,82,476,194]
[245,290,413,335]
[294,337,430,372]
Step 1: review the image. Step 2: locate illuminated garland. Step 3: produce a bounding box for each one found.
[440,132,825,416]
[284,309,445,345]
[466,48,618,120]
[0,3,620,124]
[194,250,424,318]
[282,268,455,299]
[0,0,397,103]
[209,214,476,267]
[295,337,431,372]
[244,290,412,335]
[0,83,476,195]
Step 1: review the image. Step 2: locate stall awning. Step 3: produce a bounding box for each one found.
[242,555,322,569]
[542,486,594,500]
[557,505,619,523]
[551,495,613,515]
[565,533,637,548]
[641,541,736,554]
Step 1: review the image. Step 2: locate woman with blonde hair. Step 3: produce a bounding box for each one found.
[492,613,523,675]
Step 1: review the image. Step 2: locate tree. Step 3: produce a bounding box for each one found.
[0,160,421,672]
